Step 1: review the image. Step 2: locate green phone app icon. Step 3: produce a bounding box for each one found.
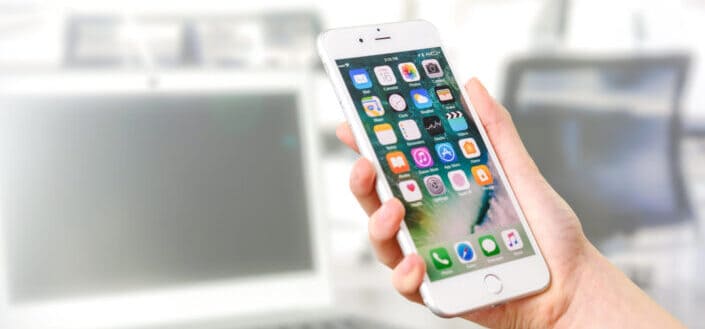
[430,247,453,270]
[479,235,500,257]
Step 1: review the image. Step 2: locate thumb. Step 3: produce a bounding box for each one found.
[464,78,559,219]
[464,78,541,185]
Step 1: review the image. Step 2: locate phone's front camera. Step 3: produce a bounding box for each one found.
[358,38,364,43]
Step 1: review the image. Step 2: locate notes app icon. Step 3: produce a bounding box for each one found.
[374,123,397,145]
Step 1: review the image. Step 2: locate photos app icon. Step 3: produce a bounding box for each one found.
[398,62,420,82]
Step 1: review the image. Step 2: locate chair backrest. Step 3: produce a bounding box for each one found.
[502,54,691,243]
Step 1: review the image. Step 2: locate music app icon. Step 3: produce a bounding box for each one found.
[501,229,524,251]
[411,146,434,169]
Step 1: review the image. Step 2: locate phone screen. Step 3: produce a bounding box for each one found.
[336,47,535,281]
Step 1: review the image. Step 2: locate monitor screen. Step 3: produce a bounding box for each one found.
[0,92,312,303]
[505,61,689,242]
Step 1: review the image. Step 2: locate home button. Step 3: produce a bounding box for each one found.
[484,274,503,294]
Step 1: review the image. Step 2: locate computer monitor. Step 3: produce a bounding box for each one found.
[0,72,329,328]
[502,55,691,243]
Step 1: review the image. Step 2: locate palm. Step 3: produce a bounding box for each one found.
[462,169,588,328]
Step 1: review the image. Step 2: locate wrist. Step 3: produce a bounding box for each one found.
[553,241,685,329]
[550,241,605,329]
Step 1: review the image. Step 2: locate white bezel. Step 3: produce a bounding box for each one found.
[0,71,330,329]
[317,20,549,317]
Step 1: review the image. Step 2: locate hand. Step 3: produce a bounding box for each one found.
[336,78,684,328]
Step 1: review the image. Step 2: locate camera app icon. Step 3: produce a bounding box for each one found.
[422,59,444,78]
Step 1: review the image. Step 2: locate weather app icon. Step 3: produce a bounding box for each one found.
[410,88,432,109]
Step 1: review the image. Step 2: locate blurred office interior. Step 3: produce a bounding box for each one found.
[1,0,705,328]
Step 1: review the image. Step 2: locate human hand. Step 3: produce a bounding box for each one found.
[336,78,684,329]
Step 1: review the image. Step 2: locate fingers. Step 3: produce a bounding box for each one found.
[464,78,541,181]
[335,122,359,153]
[344,133,405,269]
[392,254,425,304]
[465,78,551,205]
[368,198,405,268]
[370,202,424,303]
[349,158,381,216]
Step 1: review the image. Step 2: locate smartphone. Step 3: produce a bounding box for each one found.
[317,20,549,316]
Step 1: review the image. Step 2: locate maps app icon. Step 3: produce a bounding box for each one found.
[361,96,384,117]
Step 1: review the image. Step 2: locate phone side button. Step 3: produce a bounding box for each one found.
[483,274,503,294]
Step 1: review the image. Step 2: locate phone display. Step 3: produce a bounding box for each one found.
[336,47,535,281]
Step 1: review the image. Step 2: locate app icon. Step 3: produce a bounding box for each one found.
[423,175,446,196]
[398,62,420,82]
[349,68,372,89]
[471,165,494,186]
[398,119,422,141]
[410,88,432,109]
[435,86,454,103]
[434,142,457,163]
[448,170,470,191]
[373,65,397,86]
[479,235,500,257]
[455,241,476,263]
[446,111,468,131]
[422,59,444,78]
[459,138,481,158]
[386,151,409,174]
[411,146,434,168]
[373,123,397,145]
[501,229,524,251]
[387,93,407,112]
[398,179,422,202]
[423,115,445,136]
[361,96,384,117]
[430,247,453,270]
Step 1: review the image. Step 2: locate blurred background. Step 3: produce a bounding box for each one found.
[1,0,704,328]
